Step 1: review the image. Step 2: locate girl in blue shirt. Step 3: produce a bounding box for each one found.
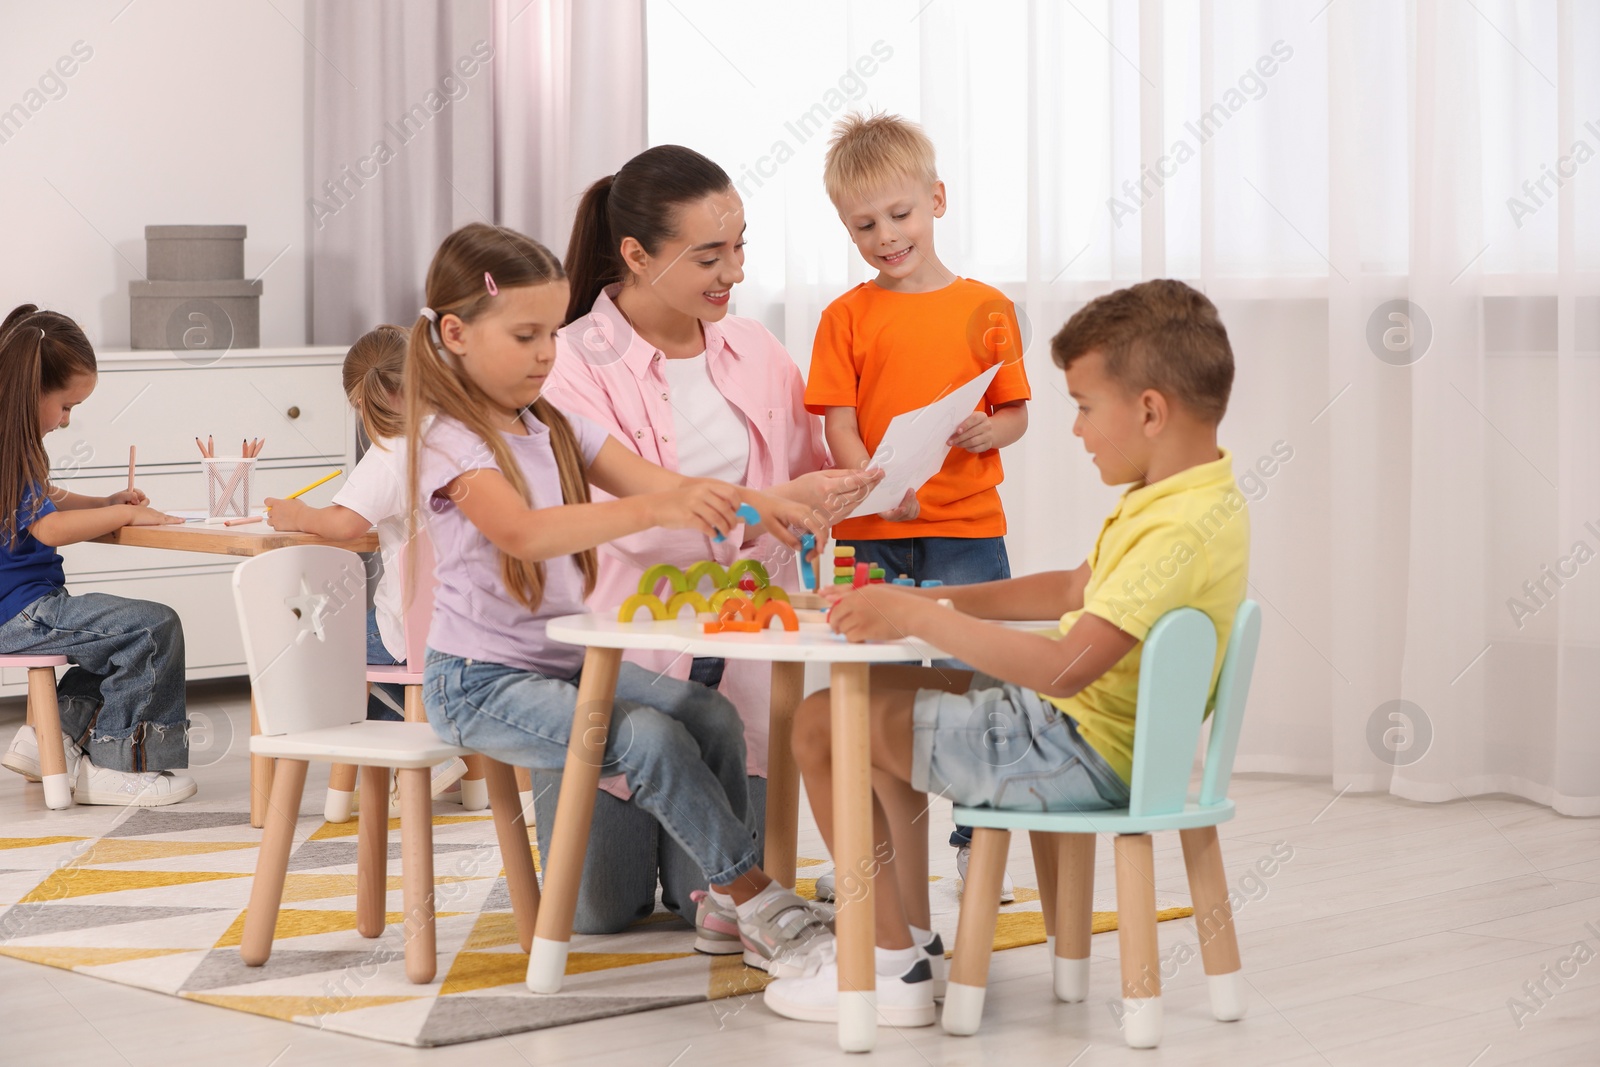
[0,304,195,806]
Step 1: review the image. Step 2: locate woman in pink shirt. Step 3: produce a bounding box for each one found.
[542,144,871,933]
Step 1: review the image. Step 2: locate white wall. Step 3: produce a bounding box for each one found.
[0,1,309,349]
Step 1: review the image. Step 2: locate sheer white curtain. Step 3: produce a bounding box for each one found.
[309,0,644,342]
[647,0,1600,814]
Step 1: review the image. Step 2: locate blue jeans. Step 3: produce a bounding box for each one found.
[365,606,404,722]
[529,771,768,933]
[841,536,1012,845]
[837,535,1011,588]
[0,588,188,772]
[423,653,761,888]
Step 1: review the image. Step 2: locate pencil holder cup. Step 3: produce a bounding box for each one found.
[202,457,255,519]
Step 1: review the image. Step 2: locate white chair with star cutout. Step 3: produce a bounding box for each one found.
[232,545,540,983]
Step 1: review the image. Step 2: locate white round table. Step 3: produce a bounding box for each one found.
[533,613,943,1052]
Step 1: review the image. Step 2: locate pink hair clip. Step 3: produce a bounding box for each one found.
[484,272,498,296]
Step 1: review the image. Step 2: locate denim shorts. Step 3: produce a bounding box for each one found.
[911,673,1130,813]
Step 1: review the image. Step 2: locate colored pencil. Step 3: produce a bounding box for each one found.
[222,515,263,527]
[127,446,135,492]
[281,469,343,502]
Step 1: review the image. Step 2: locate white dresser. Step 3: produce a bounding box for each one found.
[0,345,356,699]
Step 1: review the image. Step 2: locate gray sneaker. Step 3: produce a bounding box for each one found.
[738,887,835,976]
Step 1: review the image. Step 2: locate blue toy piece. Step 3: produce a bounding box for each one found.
[892,577,916,587]
[920,579,944,589]
[798,532,817,590]
[713,503,762,544]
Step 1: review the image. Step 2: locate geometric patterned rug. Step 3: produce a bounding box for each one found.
[0,805,1193,1046]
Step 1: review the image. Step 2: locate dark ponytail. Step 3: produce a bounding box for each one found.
[563,145,735,325]
[0,304,97,549]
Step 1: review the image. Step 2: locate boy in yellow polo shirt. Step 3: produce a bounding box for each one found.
[764,279,1250,1027]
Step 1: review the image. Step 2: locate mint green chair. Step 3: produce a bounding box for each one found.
[942,601,1262,1049]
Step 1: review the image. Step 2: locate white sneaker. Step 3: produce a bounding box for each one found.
[74,755,196,807]
[763,950,936,1027]
[3,725,82,785]
[814,869,836,902]
[922,931,948,999]
[956,843,1015,903]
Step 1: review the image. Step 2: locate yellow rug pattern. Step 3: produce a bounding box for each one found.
[0,805,1192,1046]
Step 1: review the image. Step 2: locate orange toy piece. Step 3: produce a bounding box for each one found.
[756,600,800,632]
[702,619,763,634]
[717,596,756,622]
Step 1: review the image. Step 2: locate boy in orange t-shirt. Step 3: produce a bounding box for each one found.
[804,111,1031,898]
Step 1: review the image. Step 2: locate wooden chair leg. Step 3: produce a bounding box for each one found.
[942,826,1011,1035]
[528,646,621,993]
[29,667,72,809]
[1180,825,1245,1021]
[459,755,489,811]
[514,765,533,821]
[1028,829,1060,939]
[397,765,436,984]
[325,763,358,823]
[1054,833,1095,1002]
[402,684,426,723]
[249,694,274,829]
[240,758,309,966]
[763,661,804,887]
[484,758,540,951]
[1113,833,1162,1048]
[355,765,389,938]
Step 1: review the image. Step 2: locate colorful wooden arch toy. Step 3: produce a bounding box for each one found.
[726,559,770,588]
[752,586,790,608]
[756,600,799,632]
[685,560,729,592]
[618,593,669,621]
[637,564,688,598]
[665,591,713,618]
[717,596,756,621]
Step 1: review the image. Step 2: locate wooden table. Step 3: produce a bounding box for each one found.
[537,613,940,1053]
[94,522,378,827]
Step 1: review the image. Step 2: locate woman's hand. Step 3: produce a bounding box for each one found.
[777,467,884,524]
[645,478,742,539]
[126,505,182,527]
[106,488,149,508]
[263,497,309,531]
[879,488,920,523]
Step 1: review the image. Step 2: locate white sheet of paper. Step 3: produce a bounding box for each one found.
[846,364,1002,518]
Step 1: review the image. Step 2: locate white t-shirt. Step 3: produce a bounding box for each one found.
[661,353,749,484]
[332,437,410,661]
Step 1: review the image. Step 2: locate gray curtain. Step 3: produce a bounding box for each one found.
[308,0,645,345]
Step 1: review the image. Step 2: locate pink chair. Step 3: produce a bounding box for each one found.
[0,654,72,809]
[323,534,487,823]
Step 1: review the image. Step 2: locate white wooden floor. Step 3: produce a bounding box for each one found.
[1,680,1597,1066]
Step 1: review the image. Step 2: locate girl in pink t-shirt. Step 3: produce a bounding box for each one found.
[542,145,876,934]
[408,222,832,971]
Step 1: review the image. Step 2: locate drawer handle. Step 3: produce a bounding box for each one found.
[286,406,301,419]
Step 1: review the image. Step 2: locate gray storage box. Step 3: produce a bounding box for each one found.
[129,278,261,350]
[145,224,246,281]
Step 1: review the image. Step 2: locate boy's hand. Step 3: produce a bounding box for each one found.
[263,497,310,531]
[948,411,997,453]
[823,585,929,643]
[879,488,919,523]
[106,488,149,508]
[786,467,884,521]
[126,505,182,526]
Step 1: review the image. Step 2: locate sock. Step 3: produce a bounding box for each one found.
[875,944,919,977]
[708,887,736,911]
[733,880,788,921]
[910,925,932,950]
